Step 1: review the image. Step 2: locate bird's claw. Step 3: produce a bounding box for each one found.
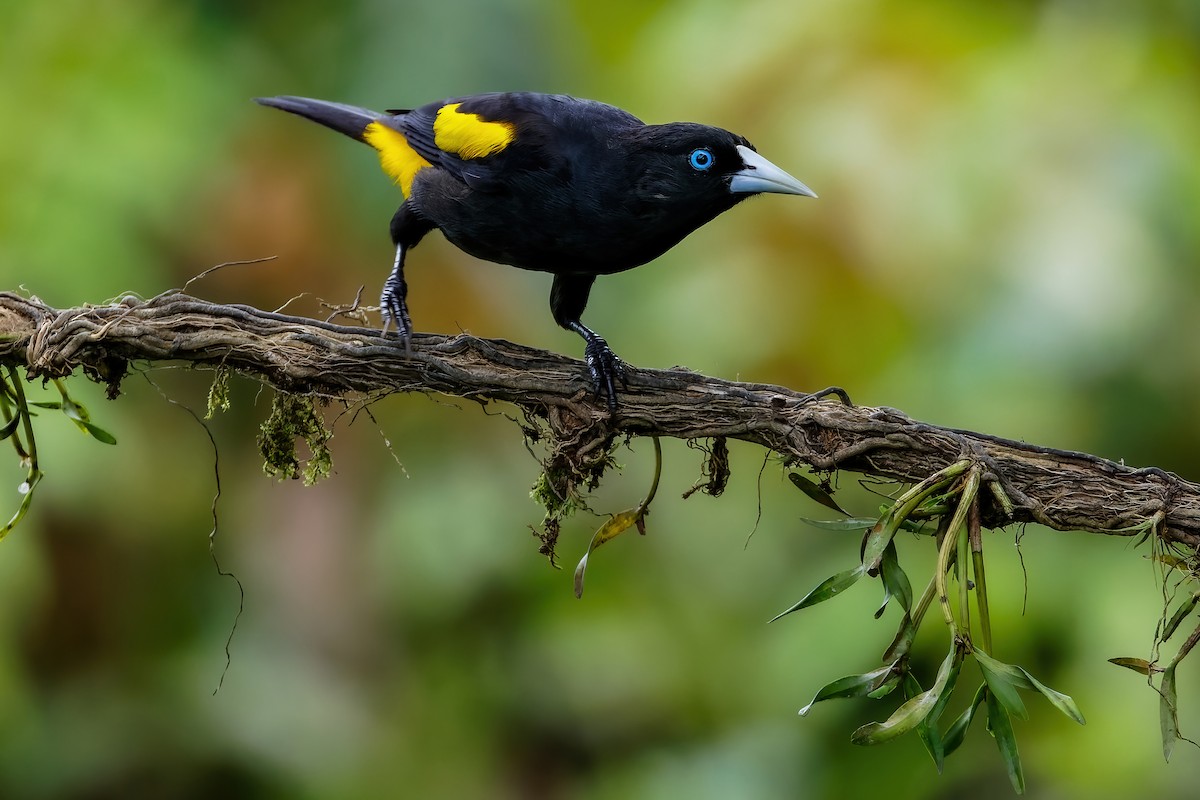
[583,336,627,413]
[381,281,413,354]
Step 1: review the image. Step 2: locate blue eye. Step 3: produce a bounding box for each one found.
[689,148,714,171]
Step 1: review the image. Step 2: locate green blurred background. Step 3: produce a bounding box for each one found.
[3,0,1200,797]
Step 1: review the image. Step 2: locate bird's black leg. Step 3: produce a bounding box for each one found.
[550,274,626,412]
[383,204,433,352]
[381,243,412,346]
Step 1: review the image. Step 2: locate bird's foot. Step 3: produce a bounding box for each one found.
[583,335,627,413]
[380,280,413,354]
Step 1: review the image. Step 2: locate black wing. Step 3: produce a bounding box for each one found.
[386,93,642,192]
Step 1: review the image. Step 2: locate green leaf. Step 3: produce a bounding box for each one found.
[1015,666,1085,725]
[1163,594,1200,642]
[789,472,848,515]
[882,613,917,663]
[860,519,895,576]
[799,517,879,531]
[913,644,965,772]
[867,672,902,700]
[851,683,937,745]
[943,683,988,757]
[1161,664,1179,762]
[60,397,88,423]
[904,672,944,772]
[974,649,1085,725]
[0,415,20,440]
[81,421,118,445]
[1108,657,1160,676]
[30,401,62,409]
[799,663,895,716]
[975,650,1029,721]
[573,509,640,599]
[876,540,913,618]
[927,648,963,727]
[0,469,42,543]
[851,647,958,745]
[769,564,866,622]
[987,689,1025,794]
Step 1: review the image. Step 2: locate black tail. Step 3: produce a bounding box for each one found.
[254,95,382,143]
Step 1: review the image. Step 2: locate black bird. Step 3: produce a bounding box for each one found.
[255,92,815,410]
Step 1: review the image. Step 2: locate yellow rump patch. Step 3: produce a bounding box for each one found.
[363,121,432,197]
[433,103,515,160]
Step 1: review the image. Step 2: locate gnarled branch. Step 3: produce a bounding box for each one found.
[2,289,1198,549]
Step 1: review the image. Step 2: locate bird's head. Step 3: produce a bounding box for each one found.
[627,123,815,222]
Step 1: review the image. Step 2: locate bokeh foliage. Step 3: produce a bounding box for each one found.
[2,0,1200,797]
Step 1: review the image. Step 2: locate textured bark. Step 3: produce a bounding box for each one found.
[3,290,1198,549]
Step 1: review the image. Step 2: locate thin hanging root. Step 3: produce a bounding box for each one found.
[637,436,663,518]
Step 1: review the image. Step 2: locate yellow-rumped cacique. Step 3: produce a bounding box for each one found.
[255,92,815,411]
